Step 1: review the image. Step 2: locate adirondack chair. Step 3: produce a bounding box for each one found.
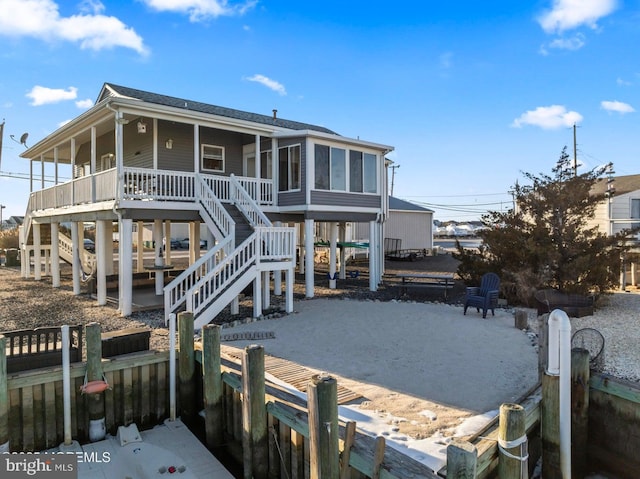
[463,273,500,318]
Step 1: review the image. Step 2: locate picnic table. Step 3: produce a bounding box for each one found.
[396,272,456,300]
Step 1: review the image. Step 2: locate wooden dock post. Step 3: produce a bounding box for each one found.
[0,335,8,452]
[514,309,528,330]
[541,372,560,478]
[178,312,195,421]
[308,374,339,479]
[571,348,590,479]
[202,324,224,448]
[446,439,477,478]
[85,322,106,441]
[242,344,268,479]
[498,403,527,479]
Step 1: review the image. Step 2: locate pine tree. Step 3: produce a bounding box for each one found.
[454,148,633,305]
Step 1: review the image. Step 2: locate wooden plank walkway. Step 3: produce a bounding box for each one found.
[221,345,362,405]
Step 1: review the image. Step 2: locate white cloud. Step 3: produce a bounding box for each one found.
[142,0,256,22]
[75,98,94,109]
[547,33,586,51]
[617,77,632,86]
[439,51,453,70]
[246,74,287,96]
[601,100,635,114]
[0,0,148,55]
[538,0,617,33]
[511,105,583,129]
[26,86,78,106]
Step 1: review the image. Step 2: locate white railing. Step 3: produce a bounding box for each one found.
[95,169,118,202]
[73,175,94,204]
[185,226,296,320]
[230,174,272,227]
[196,174,235,240]
[187,233,258,317]
[122,167,195,201]
[163,237,233,319]
[58,232,96,274]
[238,177,274,206]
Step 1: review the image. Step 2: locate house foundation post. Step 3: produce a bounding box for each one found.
[119,218,133,317]
[96,220,108,305]
[43,249,50,276]
[304,219,314,298]
[285,266,294,313]
[253,271,262,318]
[329,222,338,289]
[51,222,60,288]
[71,222,81,295]
[154,220,164,295]
[136,221,144,273]
[103,221,114,275]
[298,222,305,274]
[262,271,270,309]
[33,223,42,281]
[339,222,346,280]
[369,221,377,291]
[164,220,172,266]
[273,221,282,295]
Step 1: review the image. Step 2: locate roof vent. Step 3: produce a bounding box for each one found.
[272,109,277,120]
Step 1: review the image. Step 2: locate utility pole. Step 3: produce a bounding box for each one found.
[573,123,578,176]
[390,164,400,197]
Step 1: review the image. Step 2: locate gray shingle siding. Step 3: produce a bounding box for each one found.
[311,191,381,208]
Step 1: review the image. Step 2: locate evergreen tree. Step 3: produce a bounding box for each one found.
[454,148,633,305]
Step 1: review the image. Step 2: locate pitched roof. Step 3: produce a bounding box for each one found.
[389,196,433,212]
[99,83,338,135]
[591,174,640,197]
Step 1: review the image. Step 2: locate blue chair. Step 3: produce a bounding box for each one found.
[464,273,500,318]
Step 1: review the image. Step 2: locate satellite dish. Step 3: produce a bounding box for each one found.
[9,132,29,148]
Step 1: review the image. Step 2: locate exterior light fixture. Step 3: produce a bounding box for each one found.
[165,138,173,149]
[137,119,147,134]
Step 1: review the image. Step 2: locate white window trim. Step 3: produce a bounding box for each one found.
[313,141,379,194]
[279,143,302,192]
[201,144,225,173]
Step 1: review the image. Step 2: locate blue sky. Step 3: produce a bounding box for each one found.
[0,0,638,222]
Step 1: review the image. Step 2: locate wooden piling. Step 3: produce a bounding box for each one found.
[514,309,528,330]
[0,335,8,451]
[571,348,590,479]
[340,421,357,479]
[242,344,268,479]
[308,374,339,479]
[541,373,561,478]
[85,323,105,440]
[202,324,223,448]
[446,439,477,478]
[498,403,527,479]
[178,312,195,421]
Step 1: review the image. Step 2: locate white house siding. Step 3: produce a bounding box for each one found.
[588,190,640,236]
[352,209,433,251]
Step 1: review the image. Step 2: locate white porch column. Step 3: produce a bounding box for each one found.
[262,271,270,309]
[194,221,201,260]
[154,219,164,296]
[285,266,294,313]
[255,134,261,179]
[298,222,305,274]
[43,249,50,276]
[304,219,314,298]
[329,222,338,289]
[51,222,60,288]
[230,297,239,315]
[274,221,282,295]
[103,223,114,276]
[164,220,172,266]
[96,220,108,305]
[339,222,346,280]
[253,272,262,318]
[71,222,81,295]
[119,218,133,317]
[33,223,42,281]
[369,220,377,291]
[136,221,144,273]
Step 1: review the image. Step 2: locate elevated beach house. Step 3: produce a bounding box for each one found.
[18,83,393,328]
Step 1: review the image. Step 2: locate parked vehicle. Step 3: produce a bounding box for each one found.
[83,238,95,253]
[179,238,207,249]
[162,238,182,250]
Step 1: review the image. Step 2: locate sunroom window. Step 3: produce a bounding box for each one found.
[278,144,301,191]
[201,144,225,172]
[314,145,346,191]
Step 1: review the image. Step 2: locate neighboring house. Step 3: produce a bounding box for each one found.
[2,216,24,230]
[590,174,640,237]
[18,83,393,328]
[352,196,433,252]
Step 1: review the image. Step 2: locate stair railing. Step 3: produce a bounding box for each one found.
[229,174,272,227]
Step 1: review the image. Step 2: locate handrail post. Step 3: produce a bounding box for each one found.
[308,374,339,479]
[242,344,268,479]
